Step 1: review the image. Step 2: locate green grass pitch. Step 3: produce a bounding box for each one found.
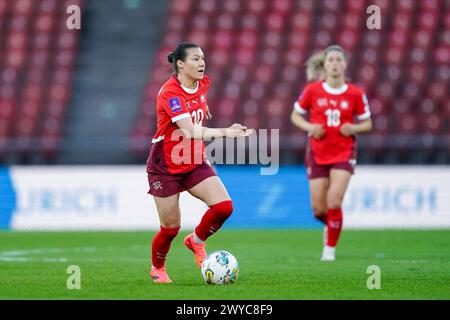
[0,229,449,299]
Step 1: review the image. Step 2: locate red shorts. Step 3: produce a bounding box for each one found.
[306,161,355,180]
[148,161,217,197]
[305,140,356,179]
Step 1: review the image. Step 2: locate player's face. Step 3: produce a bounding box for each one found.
[178,47,206,81]
[324,50,347,79]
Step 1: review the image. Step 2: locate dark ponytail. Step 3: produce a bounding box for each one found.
[168,42,199,74]
[167,52,174,63]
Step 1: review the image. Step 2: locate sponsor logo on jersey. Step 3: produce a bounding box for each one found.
[169,97,182,112]
[317,98,327,107]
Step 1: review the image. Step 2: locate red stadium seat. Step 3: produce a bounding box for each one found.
[323,0,340,12]
[287,32,310,50]
[385,47,405,65]
[29,50,50,68]
[247,0,266,16]
[171,0,193,16]
[421,112,443,134]
[420,0,440,12]
[198,0,217,15]
[191,14,210,32]
[185,30,209,48]
[402,82,421,100]
[240,14,260,31]
[213,30,234,50]
[397,113,418,135]
[418,11,439,32]
[34,13,56,33]
[427,81,447,102]
[290,12,313,32]
[235,48,256,68]
[216,13,235,31]
[346,0,368,13]
[312,30,332,48]
[388,30,409,49]
[319,13,338,31]
[373,114,390,134]
[7,31,27,50]
[408,64,428,84]
[5,49,27,69]
[412,30,433,50]
[33,31,52,50]
[397,0,416,14]
[337,29,360,51]
[1,67,19,85]
[229,66,249,84]
[434,46,450,65]
[260,48,279,66]
[272,0,293,14]
[263,31,282,49]
[392,12,413,32]
[238,30,258,49]
[166,15,186,33]
[384,64,402,83]
[341,12,363,30]
[0,100,15,120]
[363,32,384,49]
[223,0,241,14]
[265,13,285,33]
[38,0,58,13]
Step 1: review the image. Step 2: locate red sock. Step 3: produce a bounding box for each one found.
[194,200,233,241]
[151,226,180,268]
[326,208,343,247]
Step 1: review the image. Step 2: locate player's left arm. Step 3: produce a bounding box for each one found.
[341,118,373,136]
[205,105,212,120]
[340,92,373,137]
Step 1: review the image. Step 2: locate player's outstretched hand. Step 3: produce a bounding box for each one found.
[339,123,355,137]
[309,124,325,139]
[226,123,254,138]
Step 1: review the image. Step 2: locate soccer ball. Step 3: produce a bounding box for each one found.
[201,250,239,285]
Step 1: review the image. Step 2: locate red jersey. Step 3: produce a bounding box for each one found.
[147,75,211,175]
[294,80,371,164]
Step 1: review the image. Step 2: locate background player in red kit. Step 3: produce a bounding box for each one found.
[147,42,252,283]
[291,45,373,261]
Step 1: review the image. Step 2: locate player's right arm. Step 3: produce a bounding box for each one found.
[290,85,324,139]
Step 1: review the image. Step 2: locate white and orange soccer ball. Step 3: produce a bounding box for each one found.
[201,250,239,285]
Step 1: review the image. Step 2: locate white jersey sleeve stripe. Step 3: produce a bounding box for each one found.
[357,111,371,120]
[171,113,191,123]
[151,135,165,143]
[294,101,308,114]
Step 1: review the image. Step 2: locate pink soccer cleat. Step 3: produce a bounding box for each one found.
[150,266,172,283]
[183,233,207,268]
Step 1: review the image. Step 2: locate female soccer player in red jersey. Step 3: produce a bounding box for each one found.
[291,45,373,261]
[147,42,252,283]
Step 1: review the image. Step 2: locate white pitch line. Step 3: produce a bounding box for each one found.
[0,246,148,263]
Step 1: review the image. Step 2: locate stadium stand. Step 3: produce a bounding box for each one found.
[131,0,449,164]
[0,0,82,163]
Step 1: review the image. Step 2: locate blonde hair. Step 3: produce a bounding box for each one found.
[306,45,348,81]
